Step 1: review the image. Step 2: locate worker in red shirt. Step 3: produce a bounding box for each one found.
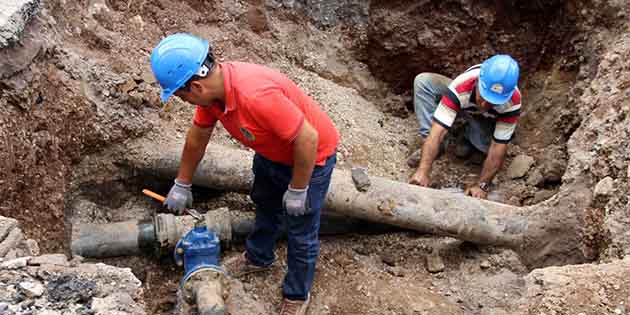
[150,33,339,315]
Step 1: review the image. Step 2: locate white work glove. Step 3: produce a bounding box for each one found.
[164,179,193,213]
[282,185,309,216]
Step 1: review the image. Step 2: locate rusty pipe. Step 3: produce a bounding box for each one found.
[71,208,398,258]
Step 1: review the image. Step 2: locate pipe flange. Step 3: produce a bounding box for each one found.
[154,213,179,249]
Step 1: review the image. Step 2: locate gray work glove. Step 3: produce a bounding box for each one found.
[164,179,193,213]
[283,185,309,216]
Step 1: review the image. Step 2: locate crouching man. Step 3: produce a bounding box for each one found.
[409,55,521,199]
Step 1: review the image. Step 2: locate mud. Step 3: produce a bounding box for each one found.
[1,0,629,314]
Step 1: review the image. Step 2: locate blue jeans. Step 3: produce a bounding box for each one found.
[245,153,336,301]
[413,73,495,153]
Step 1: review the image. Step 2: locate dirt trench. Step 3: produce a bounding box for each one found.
[1,0,627,314]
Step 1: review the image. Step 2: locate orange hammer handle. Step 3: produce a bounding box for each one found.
[142,189,166,203]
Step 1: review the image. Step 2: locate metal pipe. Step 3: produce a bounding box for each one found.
[70,218,155,258]
[71,209,398,258]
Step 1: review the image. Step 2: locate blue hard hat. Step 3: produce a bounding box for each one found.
[150,33,210,102]
[479,54,520,105]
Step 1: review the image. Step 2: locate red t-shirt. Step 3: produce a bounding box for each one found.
[193,62,339,166]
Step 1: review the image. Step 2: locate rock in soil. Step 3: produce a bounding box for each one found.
[507,155,535,179]
[351,167,371,191]
[18,281,44,298]
[594,176,614,197]
[522,258,630,314]
[406,148,422,168]
[426,251,445,273]
[480,260,491,269]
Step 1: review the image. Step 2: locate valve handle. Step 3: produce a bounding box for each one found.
[142,189,165,202]
[142,189,204,222]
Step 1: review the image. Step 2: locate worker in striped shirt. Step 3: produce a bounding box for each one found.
[409,55,521,199]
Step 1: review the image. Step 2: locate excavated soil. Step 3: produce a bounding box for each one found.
[2,0,630,314]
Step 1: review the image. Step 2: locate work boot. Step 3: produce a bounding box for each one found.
[455,135,474,159]
[222,251,274,278]
[279,295,310,315]
[406,138,449,168]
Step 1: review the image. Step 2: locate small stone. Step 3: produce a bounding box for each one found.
[25,239,39,256]
[91,293,134,314]
[19,281,44,297]
[0,303,8,312]
[507,155,535,179]
[141,71,155,84]
[615,309,622,315]
[480,260,491,269]
[526,168,544,187]
[594,176,614,197]
[539,149,567,183]
[0,216,18,239]
[247,5,269,33]
[1,256,30,269]
[385,266,406,277]
[28,254,69,267]
[128,91,144,107]
[131,15,145,32]
[533,189,557,204]
[88,0,110,16]
[351,167,371,192]
[406,148,422,168]
[120,79,137,94]
[381,254,396,267]
[426,251,445,273]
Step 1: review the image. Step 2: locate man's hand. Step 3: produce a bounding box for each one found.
[283,185,309,216]
[465,185,488,199]
[409,169,431,187]
[164,179,193,213]
[410,122,447,188]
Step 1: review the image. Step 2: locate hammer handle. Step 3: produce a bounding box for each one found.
[142,189,166,203]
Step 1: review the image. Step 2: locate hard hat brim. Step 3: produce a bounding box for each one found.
[161,89,175,103]
[479,85,514,106]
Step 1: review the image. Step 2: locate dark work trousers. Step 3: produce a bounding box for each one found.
[246,153,336,301]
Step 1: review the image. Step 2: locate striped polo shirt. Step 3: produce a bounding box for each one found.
[432,65,522,143]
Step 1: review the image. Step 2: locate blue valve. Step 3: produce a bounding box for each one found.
[174,225,222,284]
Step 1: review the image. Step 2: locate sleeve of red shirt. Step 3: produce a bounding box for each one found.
[192,105,218,128]
[248,88,305,142]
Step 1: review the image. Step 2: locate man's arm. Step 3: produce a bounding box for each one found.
[410,121,448,186]
[290,120,319,189]
[163,124,214,212]
[176,124,214,184]
[282,120,318,216]
[479,141,508,183]
[466,140,508,198]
